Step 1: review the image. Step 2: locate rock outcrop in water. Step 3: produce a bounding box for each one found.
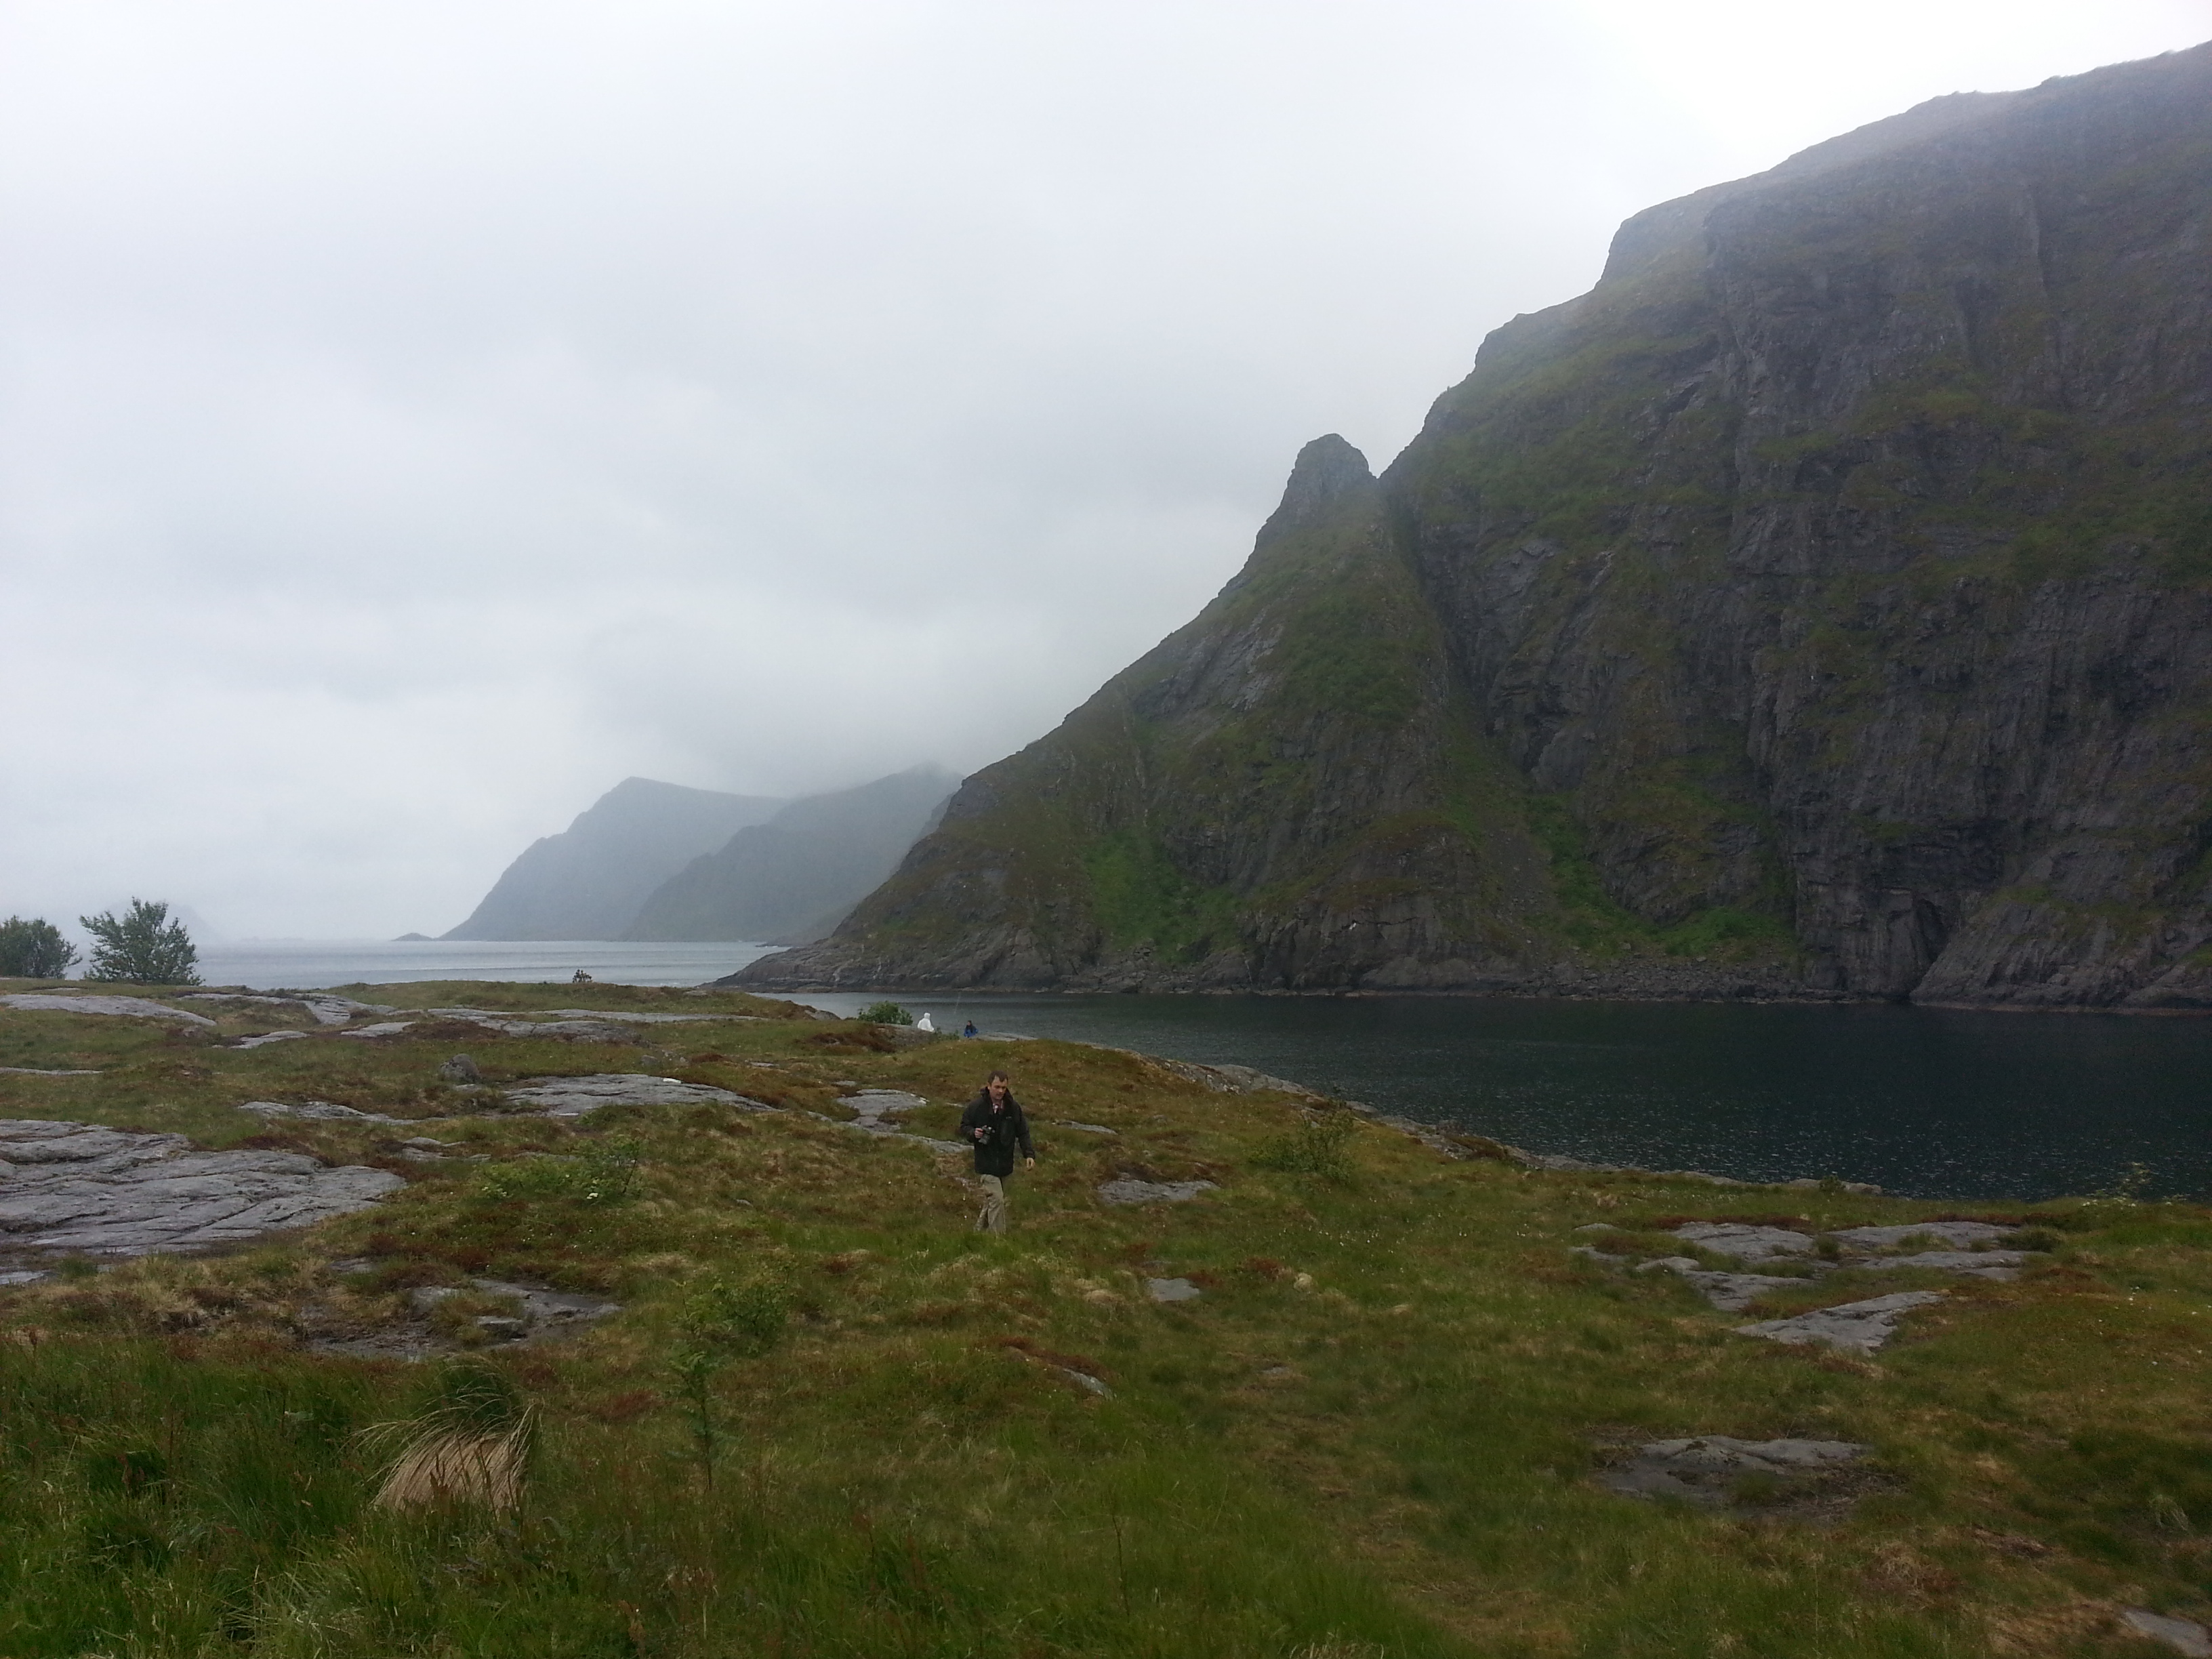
[738,45,2212,1008]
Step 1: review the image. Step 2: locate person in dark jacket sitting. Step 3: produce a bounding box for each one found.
[958,1069,1035,1233]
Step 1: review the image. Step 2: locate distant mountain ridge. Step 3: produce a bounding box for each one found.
[737,43,2212,1009]
[443,779,785,941]
[625,766,958,943]
[444,769,958,943]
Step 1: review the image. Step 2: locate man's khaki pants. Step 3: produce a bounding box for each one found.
[975,1174,1008,1233]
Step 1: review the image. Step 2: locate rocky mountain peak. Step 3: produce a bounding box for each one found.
[1260,434,1374,534]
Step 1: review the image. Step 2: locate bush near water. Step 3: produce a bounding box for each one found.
[1,977,2210,1656]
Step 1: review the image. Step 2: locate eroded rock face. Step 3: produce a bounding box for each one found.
[0,1119,403,1257]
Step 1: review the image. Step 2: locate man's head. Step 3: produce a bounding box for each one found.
[986,1069,1010,1103]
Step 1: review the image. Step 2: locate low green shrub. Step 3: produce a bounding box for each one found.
[856,1000,915,1025]
[1251,1113,1358,1180]
[476,1138,640,1206]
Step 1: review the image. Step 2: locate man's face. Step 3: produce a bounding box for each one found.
[988,1079,1008,1105]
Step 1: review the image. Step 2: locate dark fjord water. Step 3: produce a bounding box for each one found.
[196,945,2211,1202]
[804,991,2212,1204]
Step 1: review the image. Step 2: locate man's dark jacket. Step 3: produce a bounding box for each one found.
[958,1090,1035,1178]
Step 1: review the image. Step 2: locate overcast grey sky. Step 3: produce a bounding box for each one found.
[5,1,2207,939]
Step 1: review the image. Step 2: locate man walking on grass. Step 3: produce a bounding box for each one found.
[960,1069,1035,1233]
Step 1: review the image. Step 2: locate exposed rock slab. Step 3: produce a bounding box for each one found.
[228,1032,309,1050]
[1146,1276,1203,1303]
[0,1066,100,1076]
[337,1022,419,1040]
[1099,1178,1218,1206]
[2122,1609,2212,1658]
[448,1015,640,1042]
[1637,1257,1810,1312]
[1866,1249,2026,1280]
[240,1100,405,1125]
[1830,1222,2012,1250]
[501,1075,772,1118]
[1734,1291,1946,1355]
[0,1118,403,1256]
[1671,1223,1817,1263]
[182,994,393,1025]
[827,1090,962,1150]
[1,994,216,1029]
[430,1007,760,1027]
[1595,1437,1868,1509]
[411,1278,622,1330]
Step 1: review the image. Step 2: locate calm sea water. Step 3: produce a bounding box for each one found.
[197,939,775,990]
[189,944,2211,1202]
[802,991,2212,1203]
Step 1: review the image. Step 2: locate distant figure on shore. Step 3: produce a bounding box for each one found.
[916,1011,935,1033]
[962,1019,977,1039]
[959,1069,1035,1233]
[571,969,593,983]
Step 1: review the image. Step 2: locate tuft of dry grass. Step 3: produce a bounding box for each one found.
[363,1358,537,1512]
[372,1424,531,1511]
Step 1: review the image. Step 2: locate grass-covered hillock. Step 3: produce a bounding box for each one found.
[3,979,2209,1655]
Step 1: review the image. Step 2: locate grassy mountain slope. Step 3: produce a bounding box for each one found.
[4,982,2212,1655]
[743,43,2212,1005]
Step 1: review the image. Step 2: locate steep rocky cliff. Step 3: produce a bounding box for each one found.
[738,43,2212,1008]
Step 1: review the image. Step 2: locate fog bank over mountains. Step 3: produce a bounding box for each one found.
[7,4,2204,939]
[443,767,955,944]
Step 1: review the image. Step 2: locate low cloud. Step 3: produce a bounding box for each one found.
[3,1,2203,935]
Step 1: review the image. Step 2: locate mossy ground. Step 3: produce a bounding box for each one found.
[2,979,2209,1655]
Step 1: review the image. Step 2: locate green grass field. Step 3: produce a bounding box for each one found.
[1,977,2208,1656]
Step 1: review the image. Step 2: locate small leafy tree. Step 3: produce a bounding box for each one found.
[669,1274,789,1489]
[79,899,200,985]
[0,917,77,979]
[856,1001,914,1026]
